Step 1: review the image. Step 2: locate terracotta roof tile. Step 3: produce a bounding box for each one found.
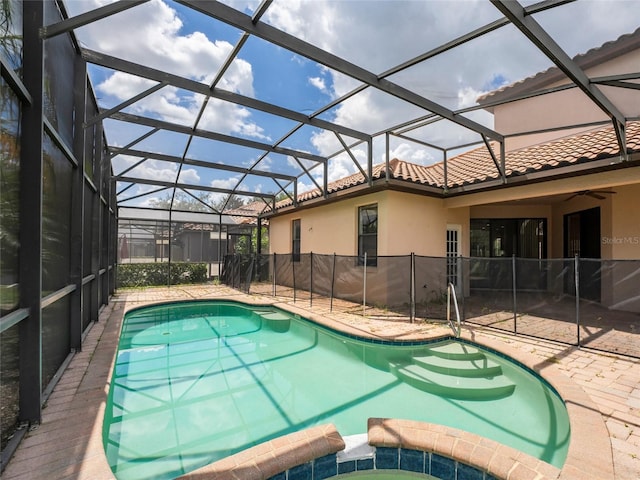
[227,201,272,225]
[443,121,640,187]
[275,121,640,208]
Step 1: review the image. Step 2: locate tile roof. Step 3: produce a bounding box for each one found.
[276,120,640,208]
[227,200,272,225]
[478,27,640,104]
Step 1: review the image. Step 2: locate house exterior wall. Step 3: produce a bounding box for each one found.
[382,191,448,256]
[610,183,640,259]
[492,49,640,151]
[270,191,469,257]
[269,191,470,308]
[269,192,380,255]
[607,184,640,312]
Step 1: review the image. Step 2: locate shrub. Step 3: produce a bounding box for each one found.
[117,262,208,288]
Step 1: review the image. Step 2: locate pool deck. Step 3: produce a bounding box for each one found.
[2,285,639,480]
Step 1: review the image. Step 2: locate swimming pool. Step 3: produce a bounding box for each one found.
[103,301,570,480]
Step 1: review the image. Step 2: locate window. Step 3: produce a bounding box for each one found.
[470,218,546,258]
[292,219,301,262]
[358,204,377,266]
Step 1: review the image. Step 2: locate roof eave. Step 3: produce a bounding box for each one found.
[266,178,443,218]
[446,152,640,197]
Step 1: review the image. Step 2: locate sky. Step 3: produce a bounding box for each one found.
[63,0,640,210]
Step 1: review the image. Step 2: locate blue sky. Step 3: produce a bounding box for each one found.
[65,0,640,209]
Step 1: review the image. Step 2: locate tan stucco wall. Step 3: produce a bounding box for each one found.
[610,183,640,259]
[269,193,382,255]
[383,191,447,256]
[271,174,640,261]
[270,191,470,257]
[492,49,640,151]
[268,179,639,311]
[605,183,640,311]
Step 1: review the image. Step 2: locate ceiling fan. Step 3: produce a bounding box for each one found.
[564,190,616,201]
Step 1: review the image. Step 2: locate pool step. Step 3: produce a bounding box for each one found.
[256,311,291,332]
[426,341,486,361]
[389,361,515,400]
[412,355,503,378]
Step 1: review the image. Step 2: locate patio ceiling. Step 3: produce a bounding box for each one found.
[44,0,640,219]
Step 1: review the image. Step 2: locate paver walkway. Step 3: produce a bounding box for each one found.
[2,284,639,479]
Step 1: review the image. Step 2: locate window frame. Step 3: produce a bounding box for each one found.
[470,218,547,259]
[357,204,378,266]
[291,218,301,262]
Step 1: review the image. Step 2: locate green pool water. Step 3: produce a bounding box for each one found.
[103,301,570,480]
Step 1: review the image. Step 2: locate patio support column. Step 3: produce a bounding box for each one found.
[102,141,112,304]
[575,254,581,347]
[512,254,517,334]
[309,252,313,307]
[367,137,373,187]
[257,217,262,255]
[363,252,367,317]
[273,253,277,296]
[18,0,45,423]
[443,151,448,193]
[292,252,296,303]
[330,253,336,312]
[168,209,172,287]
[385,132,390,182]
[218,216,222,278]
[70,55,87,350]
[410,253,415,323]
[323,162,328,199]
[94,121,104,319]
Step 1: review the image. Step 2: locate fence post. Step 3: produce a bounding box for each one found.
[410,253,415,323]
[458,255,465,322]
[330,253,336,312]
[253,252,258,288]
[575,254,581,347]
[245,254,255,294]
[292,253,296,303]
[512,254,517,334]
[363,252,367,317]
[310,252,314,307]
[273,253,277,297]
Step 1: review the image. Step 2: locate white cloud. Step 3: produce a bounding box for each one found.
[211,176,240,190]
[81,0,640,184]
[309,76,329,95]
[458,86,485,110]
[265,0,640,158]
[76,0,268,139]
[327,155,359,183]
[177,168,200,184]
[74,0,253,91]
[390,143,436,166]
[113,156,200,185]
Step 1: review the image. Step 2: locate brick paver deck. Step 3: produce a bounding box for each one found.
[2,285,638,479]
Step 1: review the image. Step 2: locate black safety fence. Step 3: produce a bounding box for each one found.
[222,253,640,358]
